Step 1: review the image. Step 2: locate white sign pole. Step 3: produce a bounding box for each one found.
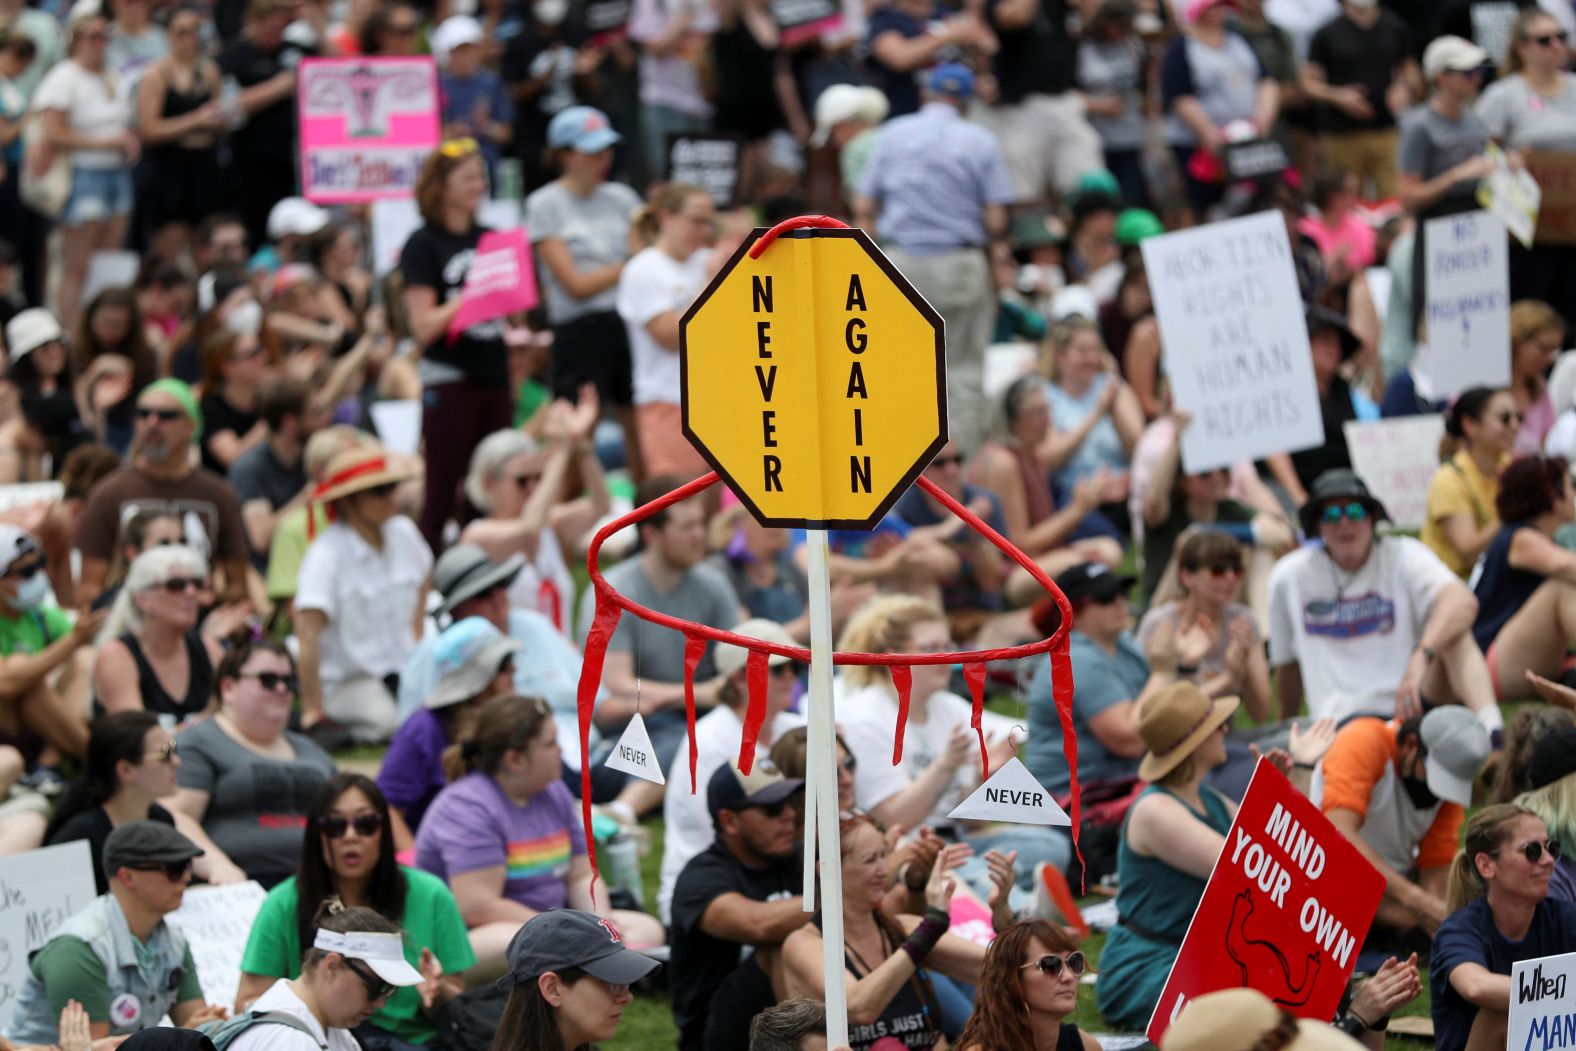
[804,529,849,1048]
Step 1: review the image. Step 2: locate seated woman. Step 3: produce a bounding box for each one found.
[956,919,1100,1051]
[783,813,999,1051]
[413,693,664,978]
[231,904,423,1051]
[1422,387,1518,578]
[45,711,243,892]
[1515,727,1576,903]
[1431,805,1576,1051]
[91,546,226,726]
[0,308,87,484]
[1469,456,1576,701]
[92,507,183,612]
[237,773,472,1046]
[1137,531,1271,722]
[1041,319,1143,538]
[1139,411,1294,617]
[1493,706,1575,804]
[966,376,1124,578]
[197,328,272,474]
[1096,681,1238,1029]
[171,640,336,887]
[1509,300,1565,455]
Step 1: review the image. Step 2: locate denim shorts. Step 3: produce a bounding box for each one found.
[63,166,132,225]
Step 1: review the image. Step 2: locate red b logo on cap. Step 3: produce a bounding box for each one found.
[598,918,623,943]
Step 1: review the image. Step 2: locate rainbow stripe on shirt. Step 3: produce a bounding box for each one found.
[506,830,571,880]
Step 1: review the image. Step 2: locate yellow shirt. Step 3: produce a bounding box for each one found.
[1421,450,1500,577]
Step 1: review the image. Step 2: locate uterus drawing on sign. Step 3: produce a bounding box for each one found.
[302,64,434,139]
[1226,888,1321,1008]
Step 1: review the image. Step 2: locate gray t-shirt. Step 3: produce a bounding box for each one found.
[525,179,643,325]
[1476,72,1576,152]
[1078,38,1148,151]
[174,717,335,886]
[604,558,740,684]
[1024,630,1148,795]
[1397,102,1490,206]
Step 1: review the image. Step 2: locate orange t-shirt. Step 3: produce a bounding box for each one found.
[1317,717,1462,872]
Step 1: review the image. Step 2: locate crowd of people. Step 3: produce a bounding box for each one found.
[2,0,1576,1047]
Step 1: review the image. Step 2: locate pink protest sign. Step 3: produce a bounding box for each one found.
[298,57,440,204]
[448,229,539,341]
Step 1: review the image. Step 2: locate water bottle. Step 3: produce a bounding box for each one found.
[495,158,523,204]
[599,828,644,907]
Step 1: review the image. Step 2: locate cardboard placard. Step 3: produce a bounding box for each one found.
[0,840,96,1006]
[1341,414,1446,532]
[1510,950,1576,1051]
[1477,145,1540,250]
[297,57,440,204]
[949,757,1071,826]
[1145,760,1385,1047]
[1140,211,1324,474]
[1422,211,1511,399]
[1526,150,1576,246]
[165,881,268,1006]
[668,134,742,210]
[1223,139,1290,182]
[770,0,844,45]
[447,228,539,340]
[604,712,665,784]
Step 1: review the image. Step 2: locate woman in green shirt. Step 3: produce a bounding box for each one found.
[235,772,475,1049]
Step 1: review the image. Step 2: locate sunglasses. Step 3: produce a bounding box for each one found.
[1186,562,1242,577]
[144,739,179,763]
[386,21,418,34]
[439,137,478,158]
[240,671,298,693]
[1085,591,1124,606]
[769,660,805,678]
[1532,31,1569,45]
[840,754,857,774]
[1497,410,1526,426]
[1020,951,1086,978]
[137,407,185,423]
[1499,838,1563,864]
[156,577,203,594]
[322,812,383,839]
[928,453,965,469]
[749,799,793,818]
[1319,501,1368,525]
[135,860,192,882]
[4,558,43,579]
[345,958,397,1002]
[511,473,542,489]
[366,482,398,498]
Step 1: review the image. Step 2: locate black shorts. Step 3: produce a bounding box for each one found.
[550,310,633,408]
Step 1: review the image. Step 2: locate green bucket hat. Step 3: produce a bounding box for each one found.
[1116,208,1166,245]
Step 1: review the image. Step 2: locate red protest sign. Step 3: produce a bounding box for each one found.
[1145,758,1384,1047]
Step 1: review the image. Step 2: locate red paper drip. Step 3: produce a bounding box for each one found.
[575,591,621,897]
[1051,631,1085,887]
[739,650,770,773]
[963,662,988,779]
[683,634,706,793]
[890,665,912,766]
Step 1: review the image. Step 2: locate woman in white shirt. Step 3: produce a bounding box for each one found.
[615,181,715,477]
[32,3,137,327]
[228,905,423,1051]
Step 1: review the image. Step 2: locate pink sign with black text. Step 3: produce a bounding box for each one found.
[298,57,440,204]
[448,229,539,342]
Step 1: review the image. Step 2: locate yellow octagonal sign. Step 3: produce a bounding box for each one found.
[681,225,946,529]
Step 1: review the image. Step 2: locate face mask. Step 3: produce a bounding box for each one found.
[1400,752,1438,809]
[226,299,263,336]
[11,571,49,611]
[534,0,567,24]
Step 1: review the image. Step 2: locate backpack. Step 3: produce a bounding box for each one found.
[198,1010,329,1051]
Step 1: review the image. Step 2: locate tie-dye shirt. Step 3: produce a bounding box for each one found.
[414,771,587,912]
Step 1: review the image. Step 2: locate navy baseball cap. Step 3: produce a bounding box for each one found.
[707,758,803,820]
[927,63,975,99]
[504,909,660,985]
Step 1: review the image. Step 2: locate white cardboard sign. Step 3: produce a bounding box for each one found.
[166,880,268,1007]
[1341,414,1446,532]
[1509,949,1576,1051]
[604,713,665,784]
[1141,211,1323,473]
[948,757,1070,825]
[0,840,96,1006]
[1422,210,1511,399]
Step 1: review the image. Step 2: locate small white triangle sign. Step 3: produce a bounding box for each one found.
[948,757,1070,826]
[604,713,665,785]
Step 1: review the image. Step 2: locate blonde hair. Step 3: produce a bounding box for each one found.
[304,426,372,481]
[1446,804,1540,912]
[1504,7,1560,76]
[464,429,537,512]
[630,181,708,249]
[1512,299,1566,351]
[1517,777,1576,869]
[836,595,945,691]
[1040,317,1105,385]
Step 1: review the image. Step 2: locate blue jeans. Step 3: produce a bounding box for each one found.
[64,166,132,225]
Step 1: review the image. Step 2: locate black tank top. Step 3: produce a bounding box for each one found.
[117,630,214,721]
[814,913,942,1051]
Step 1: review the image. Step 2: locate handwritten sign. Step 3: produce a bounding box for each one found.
[1422,211,1510,399]
[1141,210,1323,473]
[165,881,268,1007]
[1342,414,1445,532]
[1526,151,1576,246]
[770,0,844,45]
[447,229,538,340]
[1511,950,1576,1051]
[1477,145,1541,249]
[668,134,741,210]
[1146,760,1384,1047]
[298,57,440,204]
[0,841,96,1007]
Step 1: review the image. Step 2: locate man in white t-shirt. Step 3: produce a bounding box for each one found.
[656,618,804,924]
[1268,469,1500,740]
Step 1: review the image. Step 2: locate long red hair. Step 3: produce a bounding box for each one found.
[955,919,1082,1050]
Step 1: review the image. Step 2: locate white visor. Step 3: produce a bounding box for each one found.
[313,929,424,987]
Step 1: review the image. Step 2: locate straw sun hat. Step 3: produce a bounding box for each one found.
[313,445,416,505]
[1162,988,1364,1051]
[1137,680,1238,782]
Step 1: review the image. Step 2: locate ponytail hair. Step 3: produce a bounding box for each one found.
[441,693,553,782]
[630,181,708,249]
[1446,804,1539,912]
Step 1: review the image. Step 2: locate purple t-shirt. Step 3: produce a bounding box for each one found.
[413,772,586,912]
[376,709,449,831]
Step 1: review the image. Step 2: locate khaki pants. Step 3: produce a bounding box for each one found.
[1319,128,1400,199]
[886,246,993,453]
[972,93,1105,202]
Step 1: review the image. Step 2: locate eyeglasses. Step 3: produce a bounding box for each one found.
[1319,501,1368,525]
[345,958,396,1002]
[322,812,383,839]
[1497,410,1526,426]
[239,671,298,693]
[511,473,542,489]
[1532,31,1569,46]
[157,577,203,594]
[135,860,192,882]
[137,407,185,423]
[4,558,43,579]
[1497,838,1563,864]
[144,739,179,763]
[840,754,857,774]
[1020,951,1086,978]
[927,453,965,469]
[439,137,478,158]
